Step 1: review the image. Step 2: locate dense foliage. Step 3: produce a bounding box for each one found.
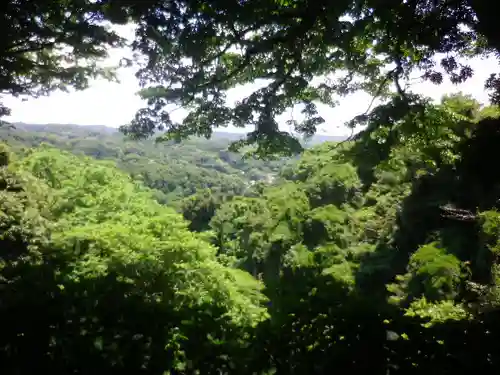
[205,95,500,373]
[3,0,500,374]
[3,93,500,374]
[0,144,267,374]
[0,123,295,204]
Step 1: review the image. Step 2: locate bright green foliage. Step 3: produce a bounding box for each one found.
[303,163,361,208]
[404,298,471,328]
[1,145,267,373]
[473,210,500,311]
[0,144,53,262]
[0,123,288,204]
[211,182,309,276]
[4,0,500,373]
[3,97,500,374]
[388,242,465,307]
[441,92,482,120]
[205,97,500,373]
[179,188,228,232]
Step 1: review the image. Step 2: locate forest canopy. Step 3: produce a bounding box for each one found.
[3,0,500,374]
[0,144,268,373]
[3,92,500,374]
[0,123,294,204]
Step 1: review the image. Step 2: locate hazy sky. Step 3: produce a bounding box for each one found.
[2,26,499,136]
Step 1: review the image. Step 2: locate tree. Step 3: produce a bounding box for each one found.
[0,145,269,374]
[203,94,500,373]
[440,92,482,120]
[0,0,130,118]
[117,0,499,155]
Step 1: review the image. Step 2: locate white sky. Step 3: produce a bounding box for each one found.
[2,24,499,137]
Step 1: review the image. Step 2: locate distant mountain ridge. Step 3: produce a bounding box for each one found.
[0,121,350,207]
[7,122,347,145]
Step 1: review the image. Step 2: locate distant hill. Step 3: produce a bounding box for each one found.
[6,122,346,145]
[303,133,347,144]
[0,123,275,204]
[209,131,345,144]
[7,122,119,135]
[0,122,346,206]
